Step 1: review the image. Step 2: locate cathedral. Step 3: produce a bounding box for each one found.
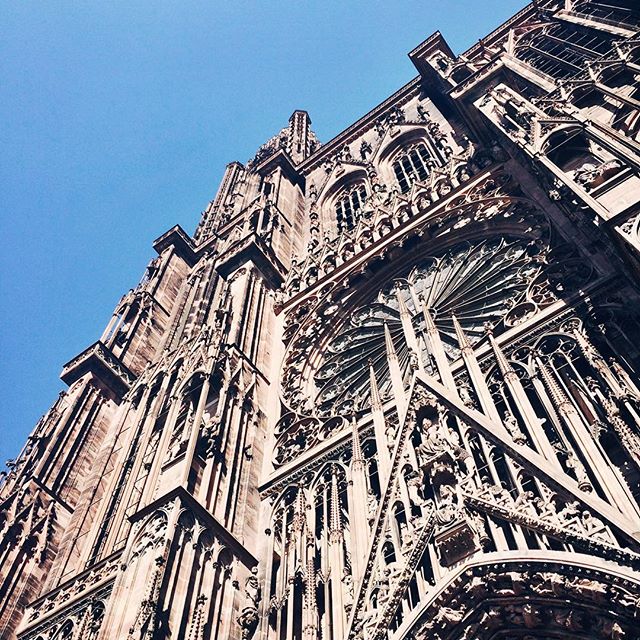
[3,1,640,638]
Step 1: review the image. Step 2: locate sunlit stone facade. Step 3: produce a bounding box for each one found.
[2,1,640,639]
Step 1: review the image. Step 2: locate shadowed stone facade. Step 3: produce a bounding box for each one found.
[2,1,640,639]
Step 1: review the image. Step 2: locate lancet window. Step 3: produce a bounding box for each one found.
[516,22,615,80]
[572,0,640,29]
[336,183,368,232]
[266,447,389,640]
[392,143,432,193]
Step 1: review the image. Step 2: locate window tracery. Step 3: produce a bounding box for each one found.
[572,0,640,29]
[335,183,368,232]
[314,236,561,418]
[392,142,433,193]
[516,22,615,80]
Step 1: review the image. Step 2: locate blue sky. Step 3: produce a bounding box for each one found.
[0,1,526,463]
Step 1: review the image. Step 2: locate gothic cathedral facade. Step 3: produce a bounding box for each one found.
[2,1,640,639]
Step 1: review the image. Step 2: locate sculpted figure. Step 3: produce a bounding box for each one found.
[558,500,581,524]
[367,491,378,528]
[342,569,354,608]
[503,411,527,445]
[244,567,261,611]
[566,451,591,490]
[237,567,261,639]
[514,490,537,516]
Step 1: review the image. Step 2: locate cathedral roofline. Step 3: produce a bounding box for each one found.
[252,148,304,189]
[60,340,136,400]
[153,224,197,266]
[460,0,540,58]
[296,76,422,174]
[408,30,456,75]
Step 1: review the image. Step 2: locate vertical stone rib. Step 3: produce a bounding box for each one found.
[369,361,391,484]
[536,357,575,415]
[452,315,501,422]
[422,301,455,388]
[395,286,423,371]
[536,357,640,516]
[383,322,407,420]
[329,467,343,540]
[489,335,560,465]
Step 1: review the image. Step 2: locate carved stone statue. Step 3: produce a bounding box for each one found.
[237,567,261,640]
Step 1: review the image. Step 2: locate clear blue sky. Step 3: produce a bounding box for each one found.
[0,1,526,463]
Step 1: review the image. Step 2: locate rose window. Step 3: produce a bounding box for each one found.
[314,238,545,417]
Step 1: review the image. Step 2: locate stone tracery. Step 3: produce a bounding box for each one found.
[3,3,640,640]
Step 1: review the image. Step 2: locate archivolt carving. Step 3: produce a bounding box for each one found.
[129,510,168,561]
[397,563,640,640]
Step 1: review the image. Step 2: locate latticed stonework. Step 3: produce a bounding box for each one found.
[3,2,640,639]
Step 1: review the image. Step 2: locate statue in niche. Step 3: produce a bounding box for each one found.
[367,491,378,528]
[417,103,431,123]
[342,569,354,610]
[458,382,474,407]
[503,411,527,445]
[360,140,372,161]
[565,451,592,491]
[238,567,261,639]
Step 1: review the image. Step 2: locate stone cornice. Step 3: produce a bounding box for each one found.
[408,31,456,76]
[130,486,258,567]
[215,232,286,287]
[25,550,121,611]
[60,340,136,400]
[153,224,197,267]
[296,78,422,174]
[459,1,545,60]
[253,148,305,189]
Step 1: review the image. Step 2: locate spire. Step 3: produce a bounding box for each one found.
[536,357,574,415]
[329,466,343,540]
[368,360,391,484]
[288,110,316,164]
[396,286,423,369]
[351,415,365,470]
[452,313,472,352]
[489,334,516,381]
[293,484,307,533]
[422,300,438,336]
[421,300,455,388]
[384,321,398,362]
[369,360,383,411]
[573,328,626,397]
[396,285,411,320]
[452,313,501,422]
[383,322,408,419]
[303,530,318,639]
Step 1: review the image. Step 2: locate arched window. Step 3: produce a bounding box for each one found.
[392,143,432,193]
[516,22,614,80]
[52,620,74,640]
[336,183,368,232]
[382,540,396,564]
[573,0,640,30]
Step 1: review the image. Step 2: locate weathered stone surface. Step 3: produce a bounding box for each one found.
[2,2,640,639]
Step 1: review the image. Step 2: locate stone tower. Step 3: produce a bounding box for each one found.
[2,2,640,639]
